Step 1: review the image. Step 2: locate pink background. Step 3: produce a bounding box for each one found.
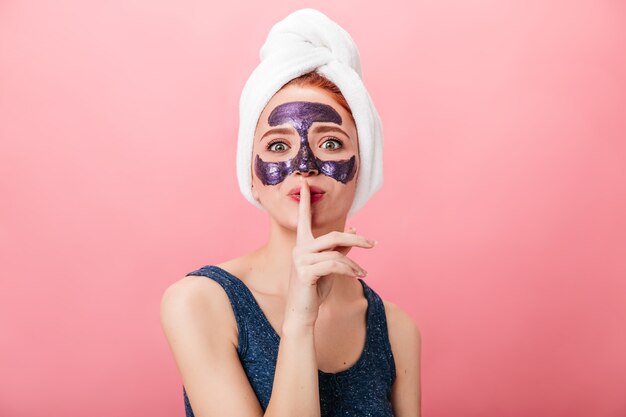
[1,0,625,416]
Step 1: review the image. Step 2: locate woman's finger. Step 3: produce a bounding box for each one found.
[298,251,367,276]
[307,231,376,253]
[304,259,361,280]
[296,176,313,244]
[335,227,357,255]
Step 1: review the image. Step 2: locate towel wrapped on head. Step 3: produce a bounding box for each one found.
[237,8,383,218]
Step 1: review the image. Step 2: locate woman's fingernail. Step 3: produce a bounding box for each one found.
[368,239,377,246]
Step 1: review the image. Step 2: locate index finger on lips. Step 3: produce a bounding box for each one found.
[296,176,313,243]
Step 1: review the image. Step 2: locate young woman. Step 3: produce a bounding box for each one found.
[160,9,421,417]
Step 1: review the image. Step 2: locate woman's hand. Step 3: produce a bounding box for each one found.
[283,176,377,329]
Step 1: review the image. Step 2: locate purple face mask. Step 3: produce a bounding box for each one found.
[254,101,357,186]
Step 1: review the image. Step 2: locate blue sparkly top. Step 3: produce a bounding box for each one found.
[182,265,396,416]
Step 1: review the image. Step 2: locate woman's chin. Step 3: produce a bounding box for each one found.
[265,197,352,232]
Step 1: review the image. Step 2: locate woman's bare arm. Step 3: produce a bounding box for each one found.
[386,301,422,416]
[160,275,322,417]
[160,276,264,416]
[264,320,319,416]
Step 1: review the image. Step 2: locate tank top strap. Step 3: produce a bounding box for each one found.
[358,278,397,386]
[185,265,254,357]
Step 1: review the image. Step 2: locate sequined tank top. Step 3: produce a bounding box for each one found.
[182,265,396,416]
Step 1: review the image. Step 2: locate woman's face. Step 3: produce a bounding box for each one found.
[251,84,360,231]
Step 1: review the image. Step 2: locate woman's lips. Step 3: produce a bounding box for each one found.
[289,192,325,203]
[288,185,325,195]
[288,184,326,203]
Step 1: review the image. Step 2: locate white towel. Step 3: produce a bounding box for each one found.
[237,8,383,218]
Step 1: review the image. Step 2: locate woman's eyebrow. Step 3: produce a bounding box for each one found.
[259,127,296,142]
[310,125,350,138]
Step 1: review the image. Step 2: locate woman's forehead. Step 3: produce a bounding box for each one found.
[254,86,357,145]
[263,86,344,116]
[268,101,342,133]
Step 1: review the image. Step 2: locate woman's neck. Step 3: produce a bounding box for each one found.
[247,215,348,298]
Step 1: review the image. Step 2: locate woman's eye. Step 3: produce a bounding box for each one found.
[268,141,290,152]
[321,138,343,150]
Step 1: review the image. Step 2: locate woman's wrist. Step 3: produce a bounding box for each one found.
[281,317,316,337]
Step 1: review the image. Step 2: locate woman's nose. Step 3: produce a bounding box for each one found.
[296,167,319,176]
[293,146,319,176]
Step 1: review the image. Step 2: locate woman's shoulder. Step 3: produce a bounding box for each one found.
[163,256,250,301]
[160,262,245,347]
[381,297,421,350]
[381,298,421,376]
[381,298,409,320]
[161,257,254,314]
[162,270,222,304]
[365,282,419,336]
[166,256,250,294]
